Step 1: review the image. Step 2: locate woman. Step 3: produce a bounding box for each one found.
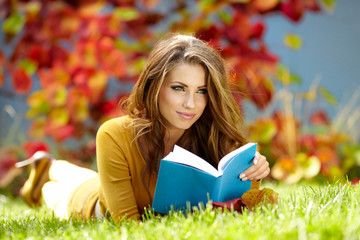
[17,34,270,223]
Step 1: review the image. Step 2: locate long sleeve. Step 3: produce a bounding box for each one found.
[96,116,157,223]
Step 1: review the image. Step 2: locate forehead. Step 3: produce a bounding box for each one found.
[164,63,206,85]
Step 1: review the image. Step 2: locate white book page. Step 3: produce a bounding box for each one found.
[217,143,255,174]
[163,145,221,177]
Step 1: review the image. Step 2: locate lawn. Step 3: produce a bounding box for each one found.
[1,181,359,240]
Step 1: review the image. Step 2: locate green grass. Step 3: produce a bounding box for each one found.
[1,182,360,239]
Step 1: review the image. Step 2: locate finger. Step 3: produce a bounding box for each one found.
[250,165,270,181]
[253,167,270,180]
[245,162,269,180]
[239,156,268,181]
[240,154,266,176]
[253,152,261,165]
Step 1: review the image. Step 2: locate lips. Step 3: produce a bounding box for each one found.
[177,111,196,120]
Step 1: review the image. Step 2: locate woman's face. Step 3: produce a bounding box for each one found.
[158,63,208,135]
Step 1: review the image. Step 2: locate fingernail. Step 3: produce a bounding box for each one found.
[239,174,245,179]
[254,159,258,165]
[242,177,248,181]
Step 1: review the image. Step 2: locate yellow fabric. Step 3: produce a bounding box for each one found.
[43,160,98,220]
[67,176,100,220]
[70,115,157,222]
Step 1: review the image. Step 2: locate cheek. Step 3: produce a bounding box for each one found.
[160,90,181,108]
[198,96,208,112]
[159,89,175,116]
[158,94,167,116]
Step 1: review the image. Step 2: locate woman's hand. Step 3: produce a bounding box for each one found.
[239,152,270,181]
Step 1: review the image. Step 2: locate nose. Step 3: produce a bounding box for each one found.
[183,93,195,109]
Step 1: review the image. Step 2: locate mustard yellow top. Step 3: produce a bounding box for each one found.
[96,116,157,222]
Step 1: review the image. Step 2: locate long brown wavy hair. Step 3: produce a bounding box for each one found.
[123,34,247,190]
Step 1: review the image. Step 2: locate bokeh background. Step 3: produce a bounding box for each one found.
[1,0,359,195]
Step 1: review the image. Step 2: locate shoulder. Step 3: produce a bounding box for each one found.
[97,115,135,140]
[98,115,134,130]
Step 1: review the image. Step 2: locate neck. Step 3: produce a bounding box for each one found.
[163,128,185,157]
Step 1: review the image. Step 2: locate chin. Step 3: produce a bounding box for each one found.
[178,121,197,130]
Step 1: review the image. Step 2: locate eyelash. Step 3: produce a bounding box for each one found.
[197,89,208,94]
[171,86,185,91]
[171,86,207,94]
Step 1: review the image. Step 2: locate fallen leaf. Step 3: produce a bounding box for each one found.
[241,188,279,210]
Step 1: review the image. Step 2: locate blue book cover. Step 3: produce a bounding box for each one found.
[152,143,257,214]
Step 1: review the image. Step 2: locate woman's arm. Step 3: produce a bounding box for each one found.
[96,121,140,222]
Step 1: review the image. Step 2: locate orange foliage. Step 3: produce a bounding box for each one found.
[0,0,334,175]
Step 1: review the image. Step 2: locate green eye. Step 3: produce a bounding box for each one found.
[197,88,208,94]
[171,86,185,91]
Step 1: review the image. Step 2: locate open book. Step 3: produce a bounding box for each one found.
[152,142,257,214]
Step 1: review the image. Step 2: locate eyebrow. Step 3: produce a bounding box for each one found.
[171,81,207,88]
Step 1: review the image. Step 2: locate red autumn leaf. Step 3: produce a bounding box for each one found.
[97,36,114,53]
[44,6,79,40]
[38,67,71,89]
[310,110,330,126]
[76,19,93,42]
[125,13,163,39]
[46,124,74,142]
[38,69,55,89]
[51,45,70,67]
[196,25,222,48]
[22,140,50,159]
[245,75,274,110]
[20,18,47,44]
[78,15,117,40]
[256,46,279,63]
[223,11,251,45]
[93,93,127,121]
[74,40,97,68]
[101,99,118,115]
[11,68,33,94]
[231,91,245,108]
[250,21,265,39]
[73,68,94,88]
[303,0,321,11]
[221,46,237,59]
[29,45,51,68]
[280,0,304,22]
[98,14,123,38]
[97,37,126,78]
[101,49,126,78]
[299,134,317,153]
